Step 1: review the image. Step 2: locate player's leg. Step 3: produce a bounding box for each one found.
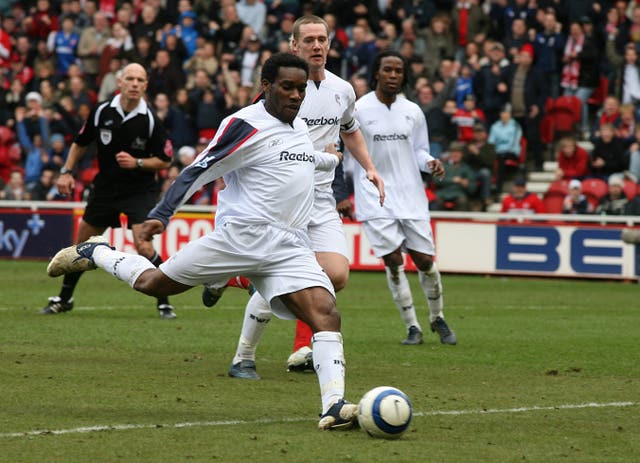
[228,291,273,380]
[403,219,457,345]
[362,219,423,344]
[48,235,195,297]
[126,189,177,319]
[41,219,107,314]
[279,286,357,430]
[202,276,253,307]
[289,251,349,371]
[131,223,176,319]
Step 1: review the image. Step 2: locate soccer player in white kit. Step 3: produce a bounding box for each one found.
[220,15,385,379]
[353,50,457,346]
[46,53,359,430]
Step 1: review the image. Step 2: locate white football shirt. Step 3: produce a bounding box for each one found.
[149,101,337,231]
[299,70,359,198]
[353,92,434,221]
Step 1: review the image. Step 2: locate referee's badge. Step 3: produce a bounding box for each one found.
[100,129,112,145]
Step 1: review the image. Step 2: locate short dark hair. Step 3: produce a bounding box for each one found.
[369,50,410,91]
[261,52,309,83]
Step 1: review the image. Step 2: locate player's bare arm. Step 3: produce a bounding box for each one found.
[342,129,385,206]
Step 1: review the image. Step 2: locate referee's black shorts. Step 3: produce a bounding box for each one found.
[83,188,159,229]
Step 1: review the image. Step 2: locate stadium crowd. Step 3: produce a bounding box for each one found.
[2,0,640,214]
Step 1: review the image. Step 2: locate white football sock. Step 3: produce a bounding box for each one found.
[418,263,444,322]
[385,265,420,330]
[312,331,345,414]
[92,246,155,288]
[232,292,272,364]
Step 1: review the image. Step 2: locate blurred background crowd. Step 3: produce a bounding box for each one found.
[1,0,640,215]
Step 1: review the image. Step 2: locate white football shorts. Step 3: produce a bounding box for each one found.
[159,221,335,319]
[308,195,348,257]
[361,218,435,258]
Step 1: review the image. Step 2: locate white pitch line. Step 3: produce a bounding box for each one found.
[0,401,635,439]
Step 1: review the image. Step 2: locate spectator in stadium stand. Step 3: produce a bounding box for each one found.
[153,91,197,153]
[627,122,640,182]
[555,135,591,181]
[451,93,485,143]
[489,103,522,196]
[236,0,267,42]
[46,14,79,80]
[616,103,637,141]
[28,167,55,201]
[452,1,490,58]
[40,63,176,319]
[183,41,219,88]
[147,48,186,101]
[591,95,622,139]
[505,18,529,60]
[590,122,628,180]
[420,14,456,81]
[432,141,476,211]
[501,176,545,214]
[533,9,565,99]
[98,21,133,83]
[45,133,69,171]
[474,41,510,128]
[502,43,547,171]
[5,52,34,91]
[121,35,156,73]
[561,19,600,139]
[0,18,14,69]
[464,122,497,208]
[562,178,594,214]
[0,169,30,200]
[214,2,247,57]
[132,3,162,43]
[596,175,629,215]
[23,0,59,42]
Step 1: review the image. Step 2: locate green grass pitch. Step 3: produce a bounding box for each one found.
[0,260,638,462]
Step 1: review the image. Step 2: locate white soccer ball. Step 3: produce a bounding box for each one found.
[358,386,413,439]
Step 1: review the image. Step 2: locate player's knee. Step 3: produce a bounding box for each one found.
[414,255,434,273]
[132,269,164,296]
[329,268,349,292]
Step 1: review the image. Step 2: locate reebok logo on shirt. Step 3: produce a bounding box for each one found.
[373,133,409,142]
[302,116,340,126]
[279,151,314,163]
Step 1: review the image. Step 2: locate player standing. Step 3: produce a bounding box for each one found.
[215,15,384,379]
[353,50,457,346]
[47,53,358,430]
[41,63,177,319]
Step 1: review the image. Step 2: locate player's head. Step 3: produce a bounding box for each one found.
[118,63,148,105]
[290,15,330,72]
[370,50,409,95]
[261,52,309,124]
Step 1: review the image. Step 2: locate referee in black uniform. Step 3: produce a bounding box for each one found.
[42,63,177,319]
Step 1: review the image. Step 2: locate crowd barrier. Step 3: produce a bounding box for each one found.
[1,201,638,280]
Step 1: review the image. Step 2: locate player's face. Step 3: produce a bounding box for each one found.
[263,66,308,124]
[292,23,330,72]
[375,56,404,95]
[118,64,148,103]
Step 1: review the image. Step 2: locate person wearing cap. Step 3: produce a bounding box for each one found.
[561,21,599,138]
[596,175,630,215]
[465,122,497,207]
[533,9,565,99]
[503,42,547,170]
[563,178,593,214]
[41,63,177,319]
[500,176,545,214]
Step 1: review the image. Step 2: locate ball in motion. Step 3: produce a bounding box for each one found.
[358,386,412,439]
